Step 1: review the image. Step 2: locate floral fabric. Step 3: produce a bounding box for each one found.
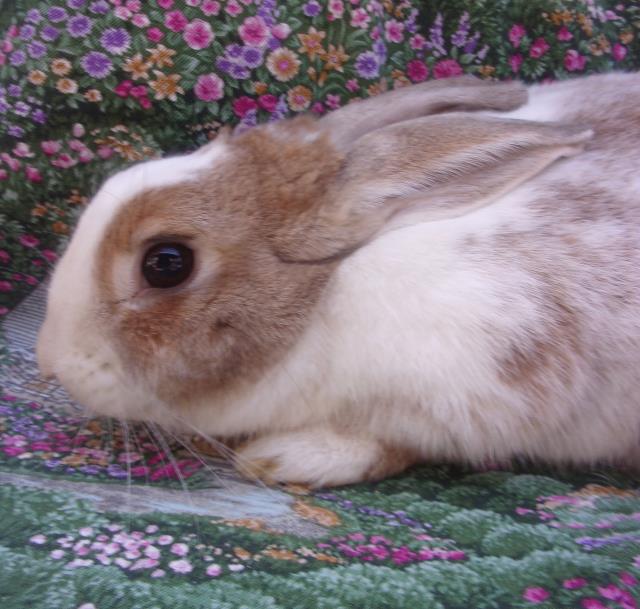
[1,1,640,608]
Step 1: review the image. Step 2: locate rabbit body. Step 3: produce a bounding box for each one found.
[38,74,640,486]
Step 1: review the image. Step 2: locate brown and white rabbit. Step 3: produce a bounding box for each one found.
[37,73,640,487]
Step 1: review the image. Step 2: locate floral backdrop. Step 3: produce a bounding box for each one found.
[1,0,640,312]
[1,1,640,608]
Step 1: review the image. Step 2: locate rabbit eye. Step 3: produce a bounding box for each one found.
[142,243,194,289]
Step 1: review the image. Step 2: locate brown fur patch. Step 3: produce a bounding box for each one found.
[363,443,419,482]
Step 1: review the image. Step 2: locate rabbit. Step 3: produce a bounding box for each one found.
[37,73,640,488]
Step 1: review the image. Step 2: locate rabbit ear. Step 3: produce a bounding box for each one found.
[320,76,528,149]
[272,114,593,263]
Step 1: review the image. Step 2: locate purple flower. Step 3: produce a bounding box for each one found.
[373,39,387,61]
[7,85,21,97]
[89,0,109,14]
[67,0,87,7]
[20,24,36,40]
[451,11,470,47]
[227,44,243,58]
[215,58,233,73]
[13,102,30,117]
[48,6,68,22]
[241,46,263,68]
[8,125,24,137]
[67,15,92,38]
[81,52,113,78]
[100,28,131,55]
[28,41,47,59]
[303,1,321,17]
[267,37,281,51]
[355,51,380,79]
[40,26,60,42]
[10,51,26,66]
[26,9,43,23]
[0,100,9,114]
[427,13,446,56]
[230,64,250,79]
[463,32,480,54]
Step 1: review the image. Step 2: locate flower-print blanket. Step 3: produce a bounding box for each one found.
[1,1,640,608]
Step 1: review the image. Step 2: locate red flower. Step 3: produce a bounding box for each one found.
[564,49,587,72]
[232,96,258,118]
[406,59,429,83]
[258,94,278,112]
[529,37,550,58]
[115,80,134,97]
[433,59,463,79]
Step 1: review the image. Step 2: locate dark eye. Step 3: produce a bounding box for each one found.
[142,243,194,289]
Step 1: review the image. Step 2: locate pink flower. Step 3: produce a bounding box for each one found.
[598,584,624,600]
[130,558,158,571]
[71,123,85,138]
[51,549,65,559]
[530,37,550,58]
[346,79,359,92]
[563,577,588,589]
[351,8,369,28]
[406,59,429,83]
[144,546,160,559]
[206,564,222,577]
[115,80,134,97]
[557,26,573,41]
[410,34,426,50]
[445,550,466,560]
[126,0,141,11]
[51,154,77,169]
[433,59,463,79]
[225,0,242,16]
[325,94,341,110]
[170,542,189,556]
[151,569,165,578]
[311,101,324,114]
[114,7,132,19]
[0,250,10,264]
[0,306,8,315]
[165,10,188,32]
[509,24,526,47]
[157,0,173,8]
[329,0,344,18]
[0,169,6,180]
[146,27,164,42]
[201,0,220,16]
[612,43,627,62]
[1,153,20,171]
[25,166,42,183]
[29,534,47,545]
[68,139,86,152]
[12,143,33,158]
[19,234,40,248]
[184,19,214,49]
[132,13,150,27]
[239,16,269,46]
[385,19,404,43]
[129,85,147,99]
[258,93,278,112]
[168,559,192,573]
[523,587,550,603]
[564,49,587,71]
[139,97,152,109]
[97,146,114,159]
[620,572,638,587]
[195,73,224,101]
[581,600,607,609]
[41,249,57,263]
[232,96,258,118]
[509,53,523,73]
[271,23,291,40]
